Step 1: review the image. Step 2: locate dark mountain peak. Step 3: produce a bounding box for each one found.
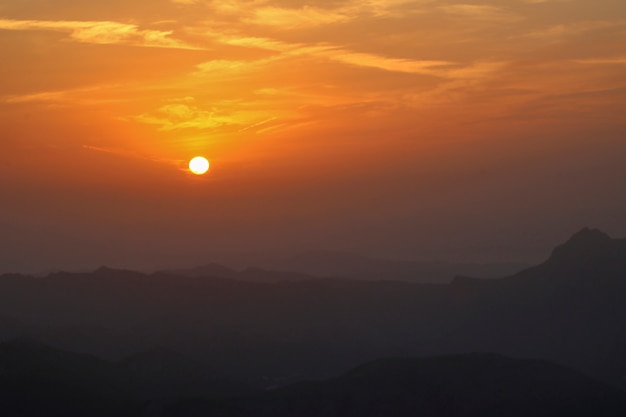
[239,266,313,282]
[90,267,148,283]
[513,228,626,284]
[158,262,238,278]
[94,266,138,275]
[564,227,611,245]
[548,228,619,264]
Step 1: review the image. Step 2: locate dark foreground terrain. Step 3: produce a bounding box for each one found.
[2,339,625,417]
[1,228,626,415]
[165,353,626,417]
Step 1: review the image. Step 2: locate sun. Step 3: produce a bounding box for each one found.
[189,156,210,175]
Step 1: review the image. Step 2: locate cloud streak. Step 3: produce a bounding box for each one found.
[245,6,350,29]
[0,19,203,50]
[207,33,455,76]
[132,102,235,131]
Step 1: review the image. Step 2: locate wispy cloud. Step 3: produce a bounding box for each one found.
[245,6,350,29]
[523,0,573,3]
[207,32,453,75]
[176,0,426,29]
[329,51,450,75]
[132,102,235,131]
[208,0,270,14]
[440,4,521,22]
[238,117,279,132]
[2,84,129,105]
[0,19,203,50]
[522,20,626,41]
[194,59,265,73]
[573,56,626,65]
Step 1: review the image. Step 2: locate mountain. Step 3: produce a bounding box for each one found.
[160,252,527,284]
[158,264,314,283]
[0,228,625,389]
[256,250,528,283]
[165,353,626,417]
[0,338,138,417]
[159,263,239,279]
[4,339,623,417]
[121,348,256,400]
[0,338,254,416]
[445,228,626,384]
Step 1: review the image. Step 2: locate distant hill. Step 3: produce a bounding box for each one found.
[0,338,137,417]
[121,348,255,400]
[159,263,239,279]
[160,253,528,283]
[4,339,623,417]
[256,250,529,282]
[0,338,254,416]
[445,228,626,384]
[165,353,626,417]
[158,263,315,283]
[0,228,625,389]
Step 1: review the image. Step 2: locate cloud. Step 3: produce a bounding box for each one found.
[573,56,626,65]
[0,19,203,50]
[195,59,255,73]
[207,32,453,75]
[209,0,270,14]
[245,6,350,29]
[523,0,573,3]
[175,0,425,29]
[327,51,451,74]
[522,20,626,41]
[440,4,521,21]
[2,84,129,105]
[238,117,279,132]
[355,0,433,15]
[132,101,235,130]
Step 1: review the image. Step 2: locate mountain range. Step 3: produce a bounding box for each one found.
[1,228,626,415]
[161,253,527,283]
[166,353,626,417]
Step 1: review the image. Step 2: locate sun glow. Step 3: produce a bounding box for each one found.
[189,156,210,175]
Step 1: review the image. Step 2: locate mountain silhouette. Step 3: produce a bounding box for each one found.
[159,263,238,279]
[4,339,624,417]
[0,338,138,416]
[158,264,314,283]
[445,228,626,384]
[0,338,256,416]
[162,252,527,284]
[121,348,256,400]
[255,250,528,283]
[1,228,626,389]
[545,227,626,279]
[165,353,626,417]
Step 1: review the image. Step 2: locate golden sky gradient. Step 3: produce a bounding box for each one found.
[1,0,626,271]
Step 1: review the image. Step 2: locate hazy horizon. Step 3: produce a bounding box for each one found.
[0,227,614,276]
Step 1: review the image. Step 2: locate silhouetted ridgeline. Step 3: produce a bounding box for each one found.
[0,338,253,416]
[161,255,528,283]
[165,354,626,417]
[1,340,625,417]
[1,228,626,416]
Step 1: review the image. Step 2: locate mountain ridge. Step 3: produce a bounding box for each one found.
[1,228,625,388]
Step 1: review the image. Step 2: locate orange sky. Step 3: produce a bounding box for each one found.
[1,0,626,272]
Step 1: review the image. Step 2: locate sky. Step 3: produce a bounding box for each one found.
[1,0,625,272]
